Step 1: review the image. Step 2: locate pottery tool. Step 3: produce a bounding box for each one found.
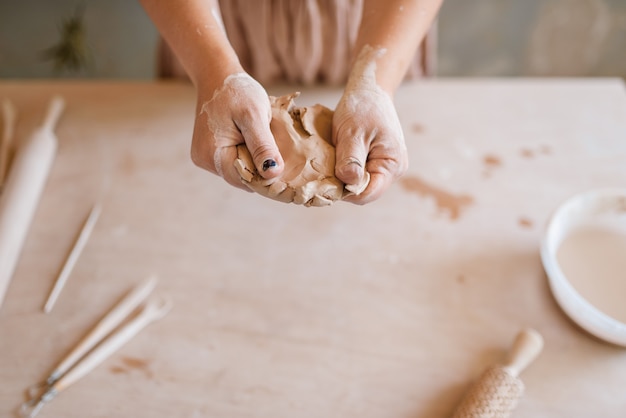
[0,99,17,189]
[20,277,170,418]
[0,96,64,309]
[43,203,102,313]
[451,329,544,418]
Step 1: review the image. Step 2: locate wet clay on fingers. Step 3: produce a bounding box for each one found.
[234,93,370,207]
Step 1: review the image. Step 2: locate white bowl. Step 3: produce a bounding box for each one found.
[541,188,626,346]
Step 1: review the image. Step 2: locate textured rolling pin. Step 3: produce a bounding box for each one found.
[0,97,64,309]
[452,329,544,418]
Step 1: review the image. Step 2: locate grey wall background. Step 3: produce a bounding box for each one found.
[1,0,625,79]
[0,0,158,78]
[438,0,626,77]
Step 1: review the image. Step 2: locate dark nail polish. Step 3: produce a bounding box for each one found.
[262,159,277,171]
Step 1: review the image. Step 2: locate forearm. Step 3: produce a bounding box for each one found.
[139,0,242,91]
[353,0,443,94]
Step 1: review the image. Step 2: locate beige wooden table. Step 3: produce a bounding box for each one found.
[0,79,625,418]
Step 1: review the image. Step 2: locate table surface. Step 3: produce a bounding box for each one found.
[1,78,625,418]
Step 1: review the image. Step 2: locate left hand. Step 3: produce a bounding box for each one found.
[332,85,408,205]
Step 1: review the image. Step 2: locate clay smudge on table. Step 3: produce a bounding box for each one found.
[110,366,127,374]
[123,356,151,369]
[483,154,502,168]
[482,154,502,178]
[518,217,534,229]
[521,145,552,159]
[109,356,154,378]
[119,153,137,176]
[520,148,535,159]
[245,385,279,395]
[411,123,425,134]
[399,175,474,220]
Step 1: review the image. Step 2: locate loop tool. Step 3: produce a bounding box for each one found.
[20,276,171,418]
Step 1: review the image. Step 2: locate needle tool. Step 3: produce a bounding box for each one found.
[43,203,102,313]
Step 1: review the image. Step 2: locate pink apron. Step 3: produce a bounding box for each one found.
[158,0,437,84]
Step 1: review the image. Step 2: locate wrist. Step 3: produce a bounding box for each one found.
[346,45,396,97]
[192,51,245,94]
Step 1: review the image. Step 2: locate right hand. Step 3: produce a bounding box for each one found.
[190,72,284,190]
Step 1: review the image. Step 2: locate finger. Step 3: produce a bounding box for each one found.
[343,150,407,204]
[342,171,391,205]
[217,145,253,192]
[334,129,369,187]
[190,127,216,173]
[236,114,284,180]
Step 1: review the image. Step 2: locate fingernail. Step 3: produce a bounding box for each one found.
[262,159,277,171]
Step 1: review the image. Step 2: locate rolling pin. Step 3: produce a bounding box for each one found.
[451,329,544,418]
[0,97,64,309]
[0,99,17,188]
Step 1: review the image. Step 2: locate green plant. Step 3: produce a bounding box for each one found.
[42,5,90,73]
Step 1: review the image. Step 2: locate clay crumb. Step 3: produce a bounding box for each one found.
[521,146,552,159]
[122,356,150,369]
[483,154,501,168]
[412,123,425,134]
[110,366,127,374]
[482,155,502,179]
[119,153,137,175]
[518,217,534,229]
[119,356,154,379]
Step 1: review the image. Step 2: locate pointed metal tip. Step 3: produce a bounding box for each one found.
[19,398,45,418]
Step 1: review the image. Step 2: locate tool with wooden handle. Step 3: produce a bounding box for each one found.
[0,96,64,309]
[42,276,157,385]
[451,329,544,418]
[20,277,170,418]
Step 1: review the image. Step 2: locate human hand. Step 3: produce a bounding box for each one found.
[190,72,284,190]
[333,50,408,204]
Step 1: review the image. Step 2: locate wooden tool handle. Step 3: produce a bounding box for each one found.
[54,296,172,392]
[502,328,544,378]
[48,277,157,382]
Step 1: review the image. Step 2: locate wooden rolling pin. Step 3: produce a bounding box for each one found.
[0,99,17,188]
[0,97,64,309]
[452,329,544,418]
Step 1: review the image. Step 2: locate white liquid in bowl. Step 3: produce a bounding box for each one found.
[557,224,626,323]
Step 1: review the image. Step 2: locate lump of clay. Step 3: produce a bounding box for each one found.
[234,93,369,207]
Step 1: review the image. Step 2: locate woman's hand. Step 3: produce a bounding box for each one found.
[333,0,443,204]
[139,1,283,189]
[191,73,284,190]
[333,46,408,205]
